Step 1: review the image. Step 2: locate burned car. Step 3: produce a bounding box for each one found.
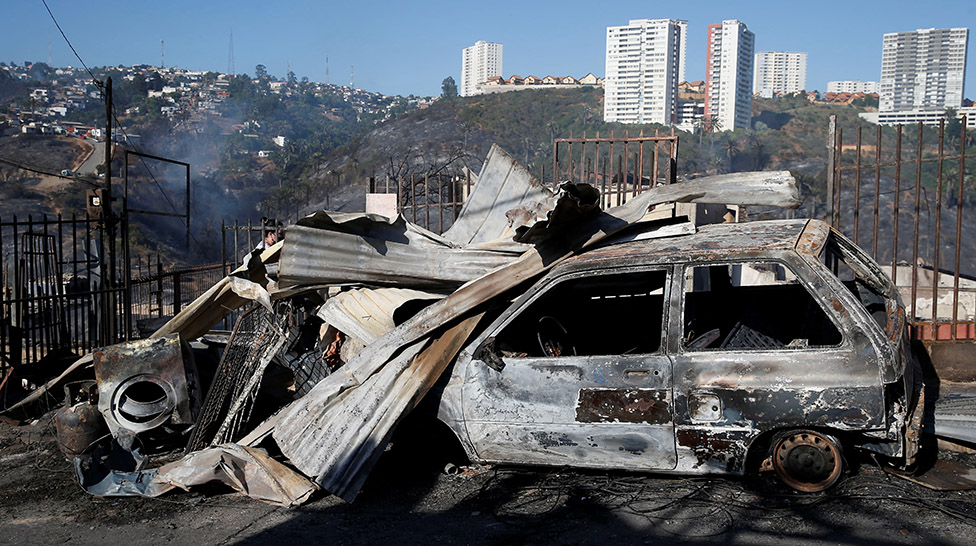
[434,218,923,492]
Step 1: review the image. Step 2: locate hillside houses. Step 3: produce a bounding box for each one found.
[1,62,432,142]
[478,72,603,94]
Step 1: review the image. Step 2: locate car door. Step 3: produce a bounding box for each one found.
[670,258,884,473]
[461,266,677,470]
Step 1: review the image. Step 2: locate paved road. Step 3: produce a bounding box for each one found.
[1,416,975,546]
[77,140,105,174]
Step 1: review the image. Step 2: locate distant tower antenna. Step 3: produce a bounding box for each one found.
[161,39,165,68]
[228,29,235,75]
[350,65,354,88]
[48,40,52,66]
[325,55,329,84]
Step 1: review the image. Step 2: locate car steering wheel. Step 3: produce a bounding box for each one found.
[537,316,576,357]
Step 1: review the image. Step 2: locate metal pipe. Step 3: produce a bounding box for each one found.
[834,127,843,228]
[910,123,923,320]
[854,127,862,245]
[873,125,882,260]
[932,119,945,329]
[953,116,967,339]
[826,115,836,223]
[892,126,902,284]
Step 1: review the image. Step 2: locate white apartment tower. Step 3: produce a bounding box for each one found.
[753,51,807,97]
[705,20,755,131]
[827,80,879,94]
[604,19,686,125]
[460,41,502,97]
[879,28,968,112]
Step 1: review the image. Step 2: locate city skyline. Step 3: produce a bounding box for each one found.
[1,1,974,98]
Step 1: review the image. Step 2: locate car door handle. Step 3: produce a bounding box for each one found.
[625,369,661,377]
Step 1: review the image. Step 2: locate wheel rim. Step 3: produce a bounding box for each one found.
[771,430,842,492]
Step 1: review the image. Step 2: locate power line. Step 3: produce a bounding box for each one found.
[40,0,100,90]
[41,0,206,253]
[0,155,97,186]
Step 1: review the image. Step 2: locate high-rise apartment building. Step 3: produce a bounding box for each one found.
[827,80,879,94]
[705,20,755,131]
[460,41,502,97]
[604,19,686,125]
[879,28,968,112]
[753,51,807,97]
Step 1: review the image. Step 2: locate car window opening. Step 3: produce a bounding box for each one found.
[496,270,668,358]
[820,233,889,332]
[683,262,842,351]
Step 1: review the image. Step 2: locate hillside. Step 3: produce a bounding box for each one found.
[0,134,94,217]
[290,89,879,217]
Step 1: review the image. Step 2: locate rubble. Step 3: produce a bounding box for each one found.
[13,141,937,506]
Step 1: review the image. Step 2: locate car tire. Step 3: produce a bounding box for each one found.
[770,429,844,493]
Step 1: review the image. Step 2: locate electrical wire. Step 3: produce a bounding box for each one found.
[0,155,98,186]
[456,465,976,539]
[41,0,206,253]
[39,0,100,91]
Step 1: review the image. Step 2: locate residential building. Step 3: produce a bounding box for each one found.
[860,106,976,128]
[604,18,686,125]
[676,20,688,83]
[705,20,755,131]
[579,73,601,85]
[753,51,807,97]
[827,80,879,94]
[879,28,968,113]
[675,99,705,133]
[678,80,705,101]
[460,40,503,97]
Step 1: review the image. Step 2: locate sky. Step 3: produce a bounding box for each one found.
[3,0,975,98]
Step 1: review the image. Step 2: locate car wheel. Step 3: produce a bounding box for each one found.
[771,429,843,492]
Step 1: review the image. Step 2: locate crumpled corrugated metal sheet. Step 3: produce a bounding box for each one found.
[277,212,524,291]
[152,444,317,506]
[75,443,316,507]
[272,170,801,501]
[317,287,445,345]
[441,144,556,245]
[150,242,281,342]
[932,392,976,444]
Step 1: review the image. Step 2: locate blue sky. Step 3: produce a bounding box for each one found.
[3,0,975,98]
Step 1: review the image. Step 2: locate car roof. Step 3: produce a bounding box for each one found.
[553,219,823,274]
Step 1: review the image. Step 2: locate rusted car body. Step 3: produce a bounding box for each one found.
[435,218,923,491]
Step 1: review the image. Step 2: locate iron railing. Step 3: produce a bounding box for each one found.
[553,130,679,209]
[829,115,974,340]
[2,213,230,373]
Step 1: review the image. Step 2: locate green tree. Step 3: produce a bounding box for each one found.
[441,76,458,99]
[255,64,268,79]
[945,107,962,149]
[287,71,297,85]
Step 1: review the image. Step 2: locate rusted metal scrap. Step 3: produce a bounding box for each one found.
[52,141,817,505]
[92,334,199,440]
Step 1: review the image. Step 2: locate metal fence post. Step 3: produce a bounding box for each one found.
[826,115,836,224]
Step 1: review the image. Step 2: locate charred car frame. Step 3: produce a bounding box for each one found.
[434,218,923,492]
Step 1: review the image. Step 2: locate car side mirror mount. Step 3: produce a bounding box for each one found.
[473,337,505,372]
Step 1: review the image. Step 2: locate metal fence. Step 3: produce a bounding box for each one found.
[829,115,974,340]
[2,213,230,373]
[359,132,680,235]
[552,131,679,208]
[2,213,125,369]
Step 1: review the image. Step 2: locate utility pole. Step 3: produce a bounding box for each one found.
[102,76,117,343]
